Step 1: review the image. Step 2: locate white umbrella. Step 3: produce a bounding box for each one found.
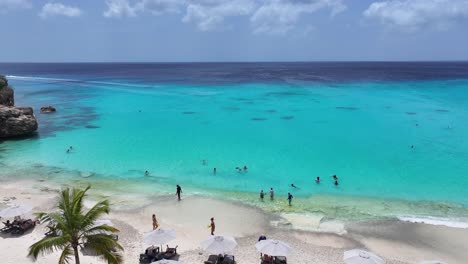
[144,228,177,245]
[418,261,448,264]
[151,260,181,264]
[255,239,291,257]
[344,249,385,264]
[200,235,238,255]
[0,204,33,218]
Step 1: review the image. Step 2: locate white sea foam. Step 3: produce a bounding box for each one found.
[398,216,468,229]
[6,75,158,89]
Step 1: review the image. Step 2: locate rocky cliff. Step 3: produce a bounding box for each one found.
[0,75,38,138]
[0,106,38,137]
[0,75,14,106]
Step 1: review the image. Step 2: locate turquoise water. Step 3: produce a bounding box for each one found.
[2,68,468,223]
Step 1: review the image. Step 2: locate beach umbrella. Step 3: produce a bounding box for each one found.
[200,235,238,255]
[144,228,177,246]
[151,260,181,264]
[418,261,448,264]
[0,204,33,218]
[344,249,384,264]
[255,239,291,257]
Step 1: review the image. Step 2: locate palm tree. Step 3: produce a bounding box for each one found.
[28,186,123,264]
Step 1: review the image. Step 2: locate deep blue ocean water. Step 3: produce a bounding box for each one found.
[1,62,468,225]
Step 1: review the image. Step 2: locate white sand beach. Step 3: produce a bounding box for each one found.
[1,179,467,264]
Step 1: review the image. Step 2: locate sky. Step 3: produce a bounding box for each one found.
[1,0,468,62]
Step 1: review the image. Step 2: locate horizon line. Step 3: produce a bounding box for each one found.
[1,60,468,64]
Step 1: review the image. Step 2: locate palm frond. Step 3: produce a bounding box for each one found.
[29,185,124,264]
[28,235,71,259]
[81,200,111,229]
[84,224,120,235]
[71,185,90,217]
[58,245,73,264]
[85,234,124,264]
[85,233,124,252]
[98,250,124,264]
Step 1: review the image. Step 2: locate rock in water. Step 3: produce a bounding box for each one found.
[0,106,38,138]
[0,78,14,106]
[40,106,56,113]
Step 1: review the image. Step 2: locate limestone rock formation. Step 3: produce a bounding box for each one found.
[0,106,38,137]
[0,75,38,138]
[40,106,56,113]
[0,75,14,106]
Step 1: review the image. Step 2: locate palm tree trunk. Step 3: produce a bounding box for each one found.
[73,245,80,264]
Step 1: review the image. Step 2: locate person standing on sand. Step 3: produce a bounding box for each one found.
[287,192,293,206]
[210,217,215,235]
[152,214,159,230]
[176,184,182,201]
[270,188,274,200]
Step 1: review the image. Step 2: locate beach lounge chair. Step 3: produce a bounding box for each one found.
[162,245,178,259]
[273,256,287,264]
[139,246,160,263]
[1,221,15,233]
[220,254,235,264]
[204,254,219,264]
[11,219,36,235]
[260,254,273,264]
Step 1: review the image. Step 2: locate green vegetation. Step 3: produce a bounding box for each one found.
[28,186,123,264]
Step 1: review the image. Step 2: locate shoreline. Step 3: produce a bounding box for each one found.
[1,179,467,263]
[1,161,468,230]
[1,160,468,229]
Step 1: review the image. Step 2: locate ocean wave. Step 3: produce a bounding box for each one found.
[398,216,468,229]
[6,75,158,89]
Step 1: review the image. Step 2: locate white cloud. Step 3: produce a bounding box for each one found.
[102,0,347,34]
[364,0,468,31]
[104,0,184,18]
[104,0,136,18]
[0,0,31,12]
[135,0,185,15]
[39,3,82,19]
[183,0,257,31]
[251,0,346,35]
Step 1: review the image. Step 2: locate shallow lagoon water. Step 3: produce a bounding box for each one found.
[1,63,468,226]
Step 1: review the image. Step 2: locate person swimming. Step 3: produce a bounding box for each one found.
[315,177,320,183]
[213,168,217,174]
[243,165,248,172]
[202,159,206,165]
[235,167,242,172]
[145,170,149,176]
[332,175,338,180]
[334,180,339,186]
[290,184,298,188]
